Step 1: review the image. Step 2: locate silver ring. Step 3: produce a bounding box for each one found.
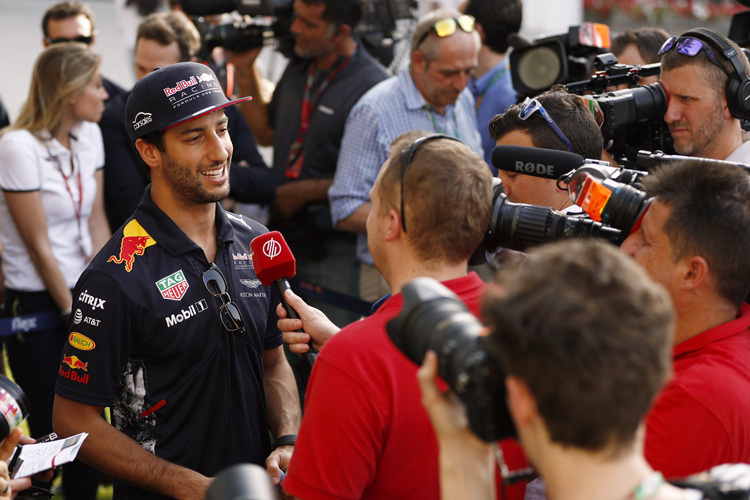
[0,480,9,495]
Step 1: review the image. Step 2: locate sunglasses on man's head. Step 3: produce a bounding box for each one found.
[416,15,476,48]
[46,35,93,46]
[658,36,729,76]
[518,97,575,153]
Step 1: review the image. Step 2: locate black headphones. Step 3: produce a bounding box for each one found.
[682,27,750,120]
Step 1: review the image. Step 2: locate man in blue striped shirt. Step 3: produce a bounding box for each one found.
[329,8,483,303]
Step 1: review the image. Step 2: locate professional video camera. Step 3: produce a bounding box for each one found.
[470,145,655,265]
[178,0,416,67]
[590,82,673,161]
[178,0,294,57]
[386,277,515,443]
[510,22,612,100]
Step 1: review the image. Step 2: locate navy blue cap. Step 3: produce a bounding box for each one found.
[125,62,252,143]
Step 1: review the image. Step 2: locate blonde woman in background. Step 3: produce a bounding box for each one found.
[0,42,109,499]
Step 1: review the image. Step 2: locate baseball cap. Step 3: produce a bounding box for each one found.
[125,62,252,144]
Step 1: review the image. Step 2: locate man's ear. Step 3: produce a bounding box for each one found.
[679,254,709,292]
[333,23,351,39]
[475,22,486,44]
[385,208,402,241]
[134,138,161,171]
[506,375,537,429]
[411,49,426,72]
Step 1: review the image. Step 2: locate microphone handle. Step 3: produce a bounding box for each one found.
[275,279,317,367]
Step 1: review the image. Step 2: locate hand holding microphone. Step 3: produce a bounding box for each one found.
[275,290,340,354]
[250,231,323,366]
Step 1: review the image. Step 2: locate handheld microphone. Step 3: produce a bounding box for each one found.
[492,145,584,180]
[250,231,316,366]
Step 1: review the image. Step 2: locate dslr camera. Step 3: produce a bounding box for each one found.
[386,277,515,443]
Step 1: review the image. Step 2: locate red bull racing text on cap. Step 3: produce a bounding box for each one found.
[125,61,252,144]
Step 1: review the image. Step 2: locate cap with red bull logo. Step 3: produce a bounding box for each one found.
[125,61,252,144]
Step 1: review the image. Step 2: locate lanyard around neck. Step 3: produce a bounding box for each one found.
[285,52,355,179]
[424,106,461,140]
[45,141,82,221]
[475,62,509,111]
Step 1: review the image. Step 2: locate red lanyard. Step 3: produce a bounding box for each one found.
[60,161,83,222]
[285,54,353,179]
[46,143,83,221]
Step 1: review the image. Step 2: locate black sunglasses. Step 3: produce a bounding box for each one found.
[398,134,461,232]
[46,35,93,45]
[202,263,245,333]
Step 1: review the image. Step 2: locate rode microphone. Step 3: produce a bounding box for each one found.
[492,145,584,180]
[250,231,316,365]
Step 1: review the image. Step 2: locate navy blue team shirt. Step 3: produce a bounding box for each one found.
[55,189,282,500]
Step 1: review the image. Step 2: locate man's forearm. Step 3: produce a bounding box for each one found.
[53,395,211,500]
[336,202,371,233]
[263,348,301,438]
[235,63,274,147]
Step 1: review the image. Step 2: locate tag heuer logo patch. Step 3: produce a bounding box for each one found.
[156,270,189,301]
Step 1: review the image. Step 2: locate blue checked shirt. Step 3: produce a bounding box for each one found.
[329,67,483,265]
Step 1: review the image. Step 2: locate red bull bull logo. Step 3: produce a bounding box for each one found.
[60,355,89,384]
[108,220,156,272]
[62,355,88,371]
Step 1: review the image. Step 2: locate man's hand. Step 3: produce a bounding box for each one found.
[277,289,340,353]
[226,47,264,77]
[417,351,495,500]
[0,428,54,496]
[266,445,293,499]
[273,183,310,220]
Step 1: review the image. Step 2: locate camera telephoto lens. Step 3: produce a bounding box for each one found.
[0,375,29,441]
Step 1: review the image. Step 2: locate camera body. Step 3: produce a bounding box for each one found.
[386,277,516,443]
[510,23,611,100]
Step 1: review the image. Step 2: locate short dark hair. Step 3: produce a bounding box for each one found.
[42,1,95,38]
[137,11,201,62]
[641,160,750,306]
[661,30,750,98]
[489,87,603,160]
[611,27,670,64]
[377,131,493,265]
[300,0,363,30]
[463,0,522,54]
[483,240,674,453]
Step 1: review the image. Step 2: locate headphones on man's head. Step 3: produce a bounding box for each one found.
[682,27,750,120]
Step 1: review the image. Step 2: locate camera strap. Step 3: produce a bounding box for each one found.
[285,50,355,179]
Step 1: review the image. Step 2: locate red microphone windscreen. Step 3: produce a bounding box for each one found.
[250,231,296,286]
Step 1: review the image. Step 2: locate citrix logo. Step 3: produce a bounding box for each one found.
[78,290,106,310]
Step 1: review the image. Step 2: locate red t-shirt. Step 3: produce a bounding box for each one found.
[645,303,750,478]
[283,273,526,500]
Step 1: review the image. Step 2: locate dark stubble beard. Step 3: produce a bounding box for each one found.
[161,154,231,210]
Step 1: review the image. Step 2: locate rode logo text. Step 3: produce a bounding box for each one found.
[515,161,554,177]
